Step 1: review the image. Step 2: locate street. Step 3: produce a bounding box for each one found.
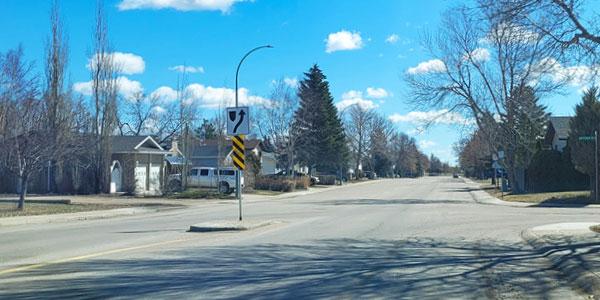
[0,176,598,299]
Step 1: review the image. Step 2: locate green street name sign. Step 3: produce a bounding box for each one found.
[579,136,596,141]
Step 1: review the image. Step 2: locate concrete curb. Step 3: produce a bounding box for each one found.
[521,226,600,297]
[0,207,161,227]
[463,178,529,207]
[189,220,279,232]
[270,179,388,200]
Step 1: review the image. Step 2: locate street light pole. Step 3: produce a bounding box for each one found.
[594,130,598,203]
[234,45,273,221]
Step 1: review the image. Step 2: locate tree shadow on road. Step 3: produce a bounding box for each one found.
[311,199,473,205]
[0,237,585,299]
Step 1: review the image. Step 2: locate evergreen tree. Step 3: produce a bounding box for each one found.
[569,86,600,199]
[195,118,217,140]
[294,64,348,173]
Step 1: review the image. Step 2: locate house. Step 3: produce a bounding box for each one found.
[110,136,169,196]
[543,116,571,152]
[165,137,278,187]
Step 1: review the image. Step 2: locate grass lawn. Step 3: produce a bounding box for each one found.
[0,202,130,218]
[477,181,592,205]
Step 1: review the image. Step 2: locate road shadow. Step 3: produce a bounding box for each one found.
[531,196,593,208]
[311,199,473,206]
[0,237,584,299]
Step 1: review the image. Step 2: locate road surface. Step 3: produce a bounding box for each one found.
[1,176,598,299]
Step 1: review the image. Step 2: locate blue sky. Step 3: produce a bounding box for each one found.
[0,0,590,164]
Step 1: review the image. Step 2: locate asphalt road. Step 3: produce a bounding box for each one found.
[1,176,599,299]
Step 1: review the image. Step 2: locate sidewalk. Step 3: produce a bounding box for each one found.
[0,207,163,227]
[462,178,530,207]
[522,223,600,298]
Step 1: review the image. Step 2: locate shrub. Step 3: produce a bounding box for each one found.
[528,149,588,192]
[295,176,310,189]
[318,175,336,185]
[255,176,296,192]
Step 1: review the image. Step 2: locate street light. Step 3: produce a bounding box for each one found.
[234,45,273,221]
[235,45,273,107]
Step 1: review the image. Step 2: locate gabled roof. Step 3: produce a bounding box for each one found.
[111,136,166,154]
[549,116,572,139]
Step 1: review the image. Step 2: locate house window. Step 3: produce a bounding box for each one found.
[200,169,209,176]
[190,169,198,176]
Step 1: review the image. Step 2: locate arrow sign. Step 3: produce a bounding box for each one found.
[234,110,245,133]
[226,107,250,136]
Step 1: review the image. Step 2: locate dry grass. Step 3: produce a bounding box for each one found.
[477,181,590,204]
[0,202,130,218]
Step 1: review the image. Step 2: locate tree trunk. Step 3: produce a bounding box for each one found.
[18,175,28,210]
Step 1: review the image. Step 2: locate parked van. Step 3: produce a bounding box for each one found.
[168,167,243,194]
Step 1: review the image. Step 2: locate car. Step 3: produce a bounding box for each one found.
[167,167,243,194]
[267,170,320,185]
[453,173,460,178]
[364,171,377,180]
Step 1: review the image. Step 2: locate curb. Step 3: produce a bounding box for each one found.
[188,220,278,232]
[270,178,387,200]
[521,228,600,297]
[0,207,161,228]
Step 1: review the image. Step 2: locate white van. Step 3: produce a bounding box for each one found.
[168,167,243,194]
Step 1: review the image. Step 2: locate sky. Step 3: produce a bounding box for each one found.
[0,0,593,164]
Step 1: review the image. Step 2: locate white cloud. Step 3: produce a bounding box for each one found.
[117,76,144,99]
[169,65,205,73]
[419,140,436,149]
[336,90,378,111]
[366,87,389,99]
[87,52,145,75]
[532,57,598,88]
[325,30,364,53]
[389,109,473,126]
[407,59,446,75]
[284,77,298,88]
[72,81,93,96]
[72,76,143,100]
[385,34,399,44]
[184,83,270,108]
[465,48,490,62]
[150,86,178,102]
[117,0,243,12]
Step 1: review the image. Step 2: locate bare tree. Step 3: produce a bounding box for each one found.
[344,104,375,177]
[256,79,299,174]
[0,47,45,209]
[405,5,564,193]
[481,0,600,66]
[43,0,73,193]
[90,1,119,193]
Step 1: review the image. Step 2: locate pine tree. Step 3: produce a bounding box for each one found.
[569,86,600,199]
[294,64,348,173]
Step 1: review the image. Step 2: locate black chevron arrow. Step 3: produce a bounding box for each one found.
[234,109,245,133]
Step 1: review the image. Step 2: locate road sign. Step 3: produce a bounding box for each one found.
[231,135,245,170]
[579,136,596,141]
[227,107,249,136]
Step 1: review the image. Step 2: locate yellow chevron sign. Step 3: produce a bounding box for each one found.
[231,135,245,170]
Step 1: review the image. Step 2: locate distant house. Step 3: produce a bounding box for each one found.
[110,136,169,196]
[543,116,572,152]
[166,137,278,184]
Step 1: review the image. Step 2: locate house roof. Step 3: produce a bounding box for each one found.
[188,137,263,158]
[549,116,571,139]
[111,136,166,154]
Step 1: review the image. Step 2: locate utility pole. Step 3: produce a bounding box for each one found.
[596,130,598,203]
[234,45,273,221]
